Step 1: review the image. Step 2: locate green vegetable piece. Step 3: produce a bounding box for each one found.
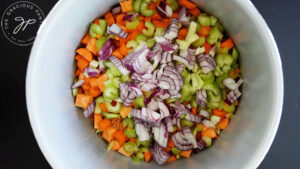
[124,142,136,153]
[176,154,180,159]
[105,62,122,76]
[72,88,78,97]
[127,40,139,49]
[121,73,132,82]
[216,73,229,88]
[202,136,212,147]
[124,128,137,138]
[140,2,155,17]
[145,91,154,98]
[172,147,181,155]
[192,36,205,48]
[139,146,149,152]
[89,60,99,69]
[190,97,197,108]
[207,101,219,109]
[198,13,211,26]
[207,26,223,44]
[154,27,165,37]
[190,73,204,93]
[89,23,101,38]
[223,101,235,113]
[105,101,122,113]
[232,47,239,62]
[215,54,233,68]
[94,97,105,114]
[177,21,200,50]
[99,19,107,34]
[192,124,203,136]
[135,33,147,42]
[126,18,140,29]
[134,96,145,108]
[166,0,179,11]
[146,38,156,48]
[107,140,115,151]
[166,98,179,103]
[138,139,152,147]
[102,112,121,119]
[180,84,193,102]
[133,0,143,12]
[103,85,119,100]
[142,21,155,37]
[96,36,109,51]
[181,119,194,127]
[200,71,215,82]
[214,66,224,77]
[210,16,217,26]
[132,156,141,163]
[217,47,229,54]
[136,150,145,160]
[122,118,135,129]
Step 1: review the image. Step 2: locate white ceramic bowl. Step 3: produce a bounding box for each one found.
[26,0,284,168]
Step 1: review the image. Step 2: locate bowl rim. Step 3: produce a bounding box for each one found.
[26,0,284,168]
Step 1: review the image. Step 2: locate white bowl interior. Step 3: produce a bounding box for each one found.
[26,0,283,169]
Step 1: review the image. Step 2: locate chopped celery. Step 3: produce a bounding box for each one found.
[215,22,224,32]
[181,118,194,127]
[232,47,239,62]
[203,136,212,147]
[135,33,147,42]
[192,36,205,48]
[94,97,105,114]
[126,18,140,29]
[166,0,179,11]
[180,84,192,102]
[145,90,154,98]
[136,150,145,160]
[122,118,135,129]
[99,19,107,33]
[216,126,221,135]
[217,47,229,54]
[124,128,137,138]
[216,73,229,88]
[140,2,155,16]
[200,72,215,83]
[172,147,181,155]
[107,141,115,151]
[127,40,138,49]
[215,54,233,68]
[191,97,197,108]
[102,112,121,119]
[207,101,219,109]
[132,156,141,163]
[218,100,225,110]
[192,124,203,136]
[166,98,179,103]
[89,23,101,38]
[210,16,217,26]
[198,14,211,26]
[190,73,204,93]
[134,96,145,108]
[124,142,136,153]
[211,115,221,125]
[103,85,119,100]
[105,62,122,76]
[195,46,205,55]
[146,38,156,48]
[142,21,155,37]
[207,26,223,44]
[133,0,142,12]
[223,101,235,113]
[222,65,231,73]
[154,27,165,37]
[139,139,152,147]
[207,90,221,103]
[177,21,200,50]
[214,66,224,77]
[139,146,149,152]
[176,40,190,51]
[121,73,131,82]
[72,88,78,97]
[96,36,108,51]
[221,88,227,100]
[105,101,122,113]
[89,60,99,69]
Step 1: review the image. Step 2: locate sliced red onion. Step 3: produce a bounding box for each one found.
[185,104,192,109]
[223,78,238,90]
[178,6,191,26]
[154,37,172,45]
[173,55,189,65]
[158,101,170,118]
[202,119,215,128]
[185,113,202,123]
[122,44,153,75]
[209,46,217,57]
[150,142,170,165]
[84,67,100,77]
[135,119,151,141]
[164,116,174,132]
[147,100,159,111]
[120,83,143,106]
[170,103,190,118]
[158,65,183,94]
[172,131,193,150]
[156,2,173,18]
[123,13,137,21]
[199,110,210,119]
[226,89,242,105]
[196,89,207,108]
[109,56,130,76]
[197,54,217,74]
[194,139,206,153]
[99,39,116,60]
[107,24,128,39]
[235,77,244,88]
[176,64,184,73]
[111,5,121,15]
[83,101,95,118]
[71,79,85,89]
[182,127,198,148]
[161,43,179,52]
[163,18,178,41]
[159,90,170,100]
[152,123,168,148]
[160,52,172,64]
[131,107,162,124]
[98,60,105,72]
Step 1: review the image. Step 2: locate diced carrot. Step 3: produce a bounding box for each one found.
[96,74,108,92]
[112,49,124,60]
[167,156,176,163]
[81,82,90,92]
[116,13,126,26]
[120,0,133,13]
[212,109,227,119]
[144,17,151,22]
[138,15,144,21]
[153,20,170,28]
[180,150,192,158]
[89,87,101,97]
[77,57,89,71]
[87,77,99,88]
[100,103,108,112]
[152,11,162,20]
[178,0,197,9]
[183,102,189,106]
[225,113,232,118]
[178,28,188,40]
[75,69,82,76]
[165,146,172,152]
[96,34,102,39]
[76,48,93,61]
[188,8,201,17]
[203,42,212,54]
[198,26,211,37]
[81,33,91,45]
[111,118,124,130]
[111,140,121,151]
[201,123,207,131]
[119,106,132,118]
[129,138,136,143]
[113,130,127,146]
[75,94,93,109]
[229,68,240,78]
[86,38,98,55]
[218,118,229,129]
[144,151,152,162]
[75,54,82,60]
[201,128,218,138]
[105,12,115,26]
[120,44,129,56]
[94,113,103,129]
[171,12,179,19]
[191,107,197,115]
[103,127,117,142]
[94,18,99,24]
[136,20,145,32]
[78,73,85,81]
[221,38,234,50]
[78,88,83,94]
[167,137,175,148]
[118,146,134,157]
[149,0,160,9]
[98,118,112,132]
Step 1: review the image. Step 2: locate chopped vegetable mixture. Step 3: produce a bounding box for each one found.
[72,0,243,165]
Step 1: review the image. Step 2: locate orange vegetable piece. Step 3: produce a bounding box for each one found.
[111,140,121,151]
[203,42,212,54]
[119,106,132,118]
[102,127,117,142]
[188,8,201,17]
[118,146,134,157]
[152,11,162,20]
[86,38,98,55]
[198,26,211,37]
[96,74,108,92]
[144,151,152,162]
[87,77,98,88]
[81,81,90,92]
[217,118,230,129]
[120,44,129,56]
[76,48,93,61]
[75,69,82,77]
[165,146,172,152]
[100,103,108,112]
[153,20,170,28]
[112,49,124,60]
[98,118,112,132]
[89,87,101,97]
[144,17,151,22]
[75,94,93,109]
[129,138,136,143]
[180,150,192,158]
[167,156,176,163]
[178,28,188,40]
[191,107,197,115]
[229,68,240,78]
[178,0,197,9]
[201,128,218,138]
[167,137,175,147]
[94,113,103,129]
[136,20,145,32]
[116,13,126,26]
[149,0,160,9]
[77,57,89,71]
[113,130,127,146]
[81,33,91,45]
[94,18,99,24]
[120,0,133,13]
[171,12,179,19]
[221,38,234,50]
[212,109,227,119]
[105,11,115,26]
